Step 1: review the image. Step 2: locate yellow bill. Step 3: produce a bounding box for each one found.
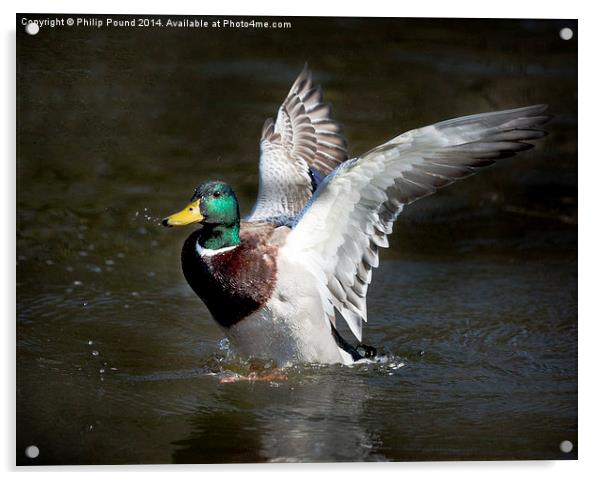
[162,199,203,227]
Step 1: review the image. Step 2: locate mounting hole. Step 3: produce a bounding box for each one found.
[25,22,39,36]
[559,27,573,41]
[559,440,573,453]
[25,445,39,458]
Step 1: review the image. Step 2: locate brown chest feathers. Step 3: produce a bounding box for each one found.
[181,222,288,328]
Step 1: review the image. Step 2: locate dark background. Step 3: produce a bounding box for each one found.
[17,15,577,464]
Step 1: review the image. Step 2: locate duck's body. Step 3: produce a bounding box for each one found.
[163,65,549,366]
[227,242,347,365]
[180,220,350,364]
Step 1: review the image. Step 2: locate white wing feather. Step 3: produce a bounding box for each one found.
[282,105,550,341]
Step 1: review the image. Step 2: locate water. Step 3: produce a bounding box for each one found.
[16,16,577,464]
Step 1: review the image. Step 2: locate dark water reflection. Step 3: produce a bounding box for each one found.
[17,16,577,464]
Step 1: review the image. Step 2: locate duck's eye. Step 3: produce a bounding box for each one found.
[212,191,221,198]
[188,207,193,211]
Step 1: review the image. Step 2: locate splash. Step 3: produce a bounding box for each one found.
[199,339,407,383]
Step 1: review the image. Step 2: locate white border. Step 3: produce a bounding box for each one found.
[0,0,585,18]
[3,1,597,479]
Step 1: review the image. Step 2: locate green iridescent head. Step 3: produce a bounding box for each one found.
[162,181,240,249]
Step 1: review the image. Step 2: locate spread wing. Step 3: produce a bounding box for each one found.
[246,65,348,226]
[282,105,550,341]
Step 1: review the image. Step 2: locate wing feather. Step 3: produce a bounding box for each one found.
[247,65,348,225]
[282,105,550,341]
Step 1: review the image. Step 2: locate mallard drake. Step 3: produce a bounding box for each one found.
[162,65,549,366]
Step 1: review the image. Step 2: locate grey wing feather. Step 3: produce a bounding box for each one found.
[247,64,348,225]
[285,104,550,341]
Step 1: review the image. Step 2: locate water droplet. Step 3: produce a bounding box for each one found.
[73,280,83,286]
[99,368,105,374]
[91,350,99,356]
[105,259,114,266]
[65,266,74,272]
[87,340,93,345]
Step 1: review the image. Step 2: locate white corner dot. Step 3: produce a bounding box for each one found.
[559,27,573,41]
[25,22,39,36]
[25,445,39,458]
[559,440,573,453]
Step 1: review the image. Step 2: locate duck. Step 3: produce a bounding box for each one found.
[162,64,549,366]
